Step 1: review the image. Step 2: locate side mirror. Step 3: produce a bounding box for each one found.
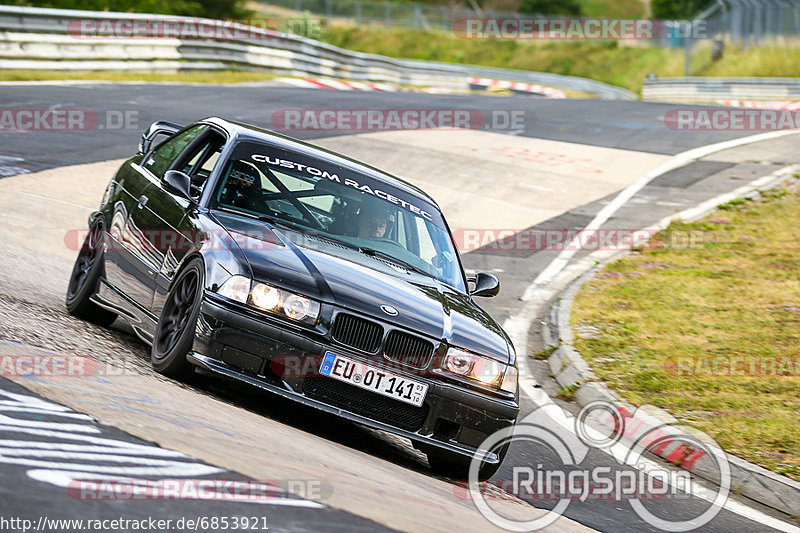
[469,272,500,297]
[163,170,193,202]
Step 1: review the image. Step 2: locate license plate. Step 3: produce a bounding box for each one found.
[319,351,428,407]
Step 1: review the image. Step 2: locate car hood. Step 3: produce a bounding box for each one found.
[213,212,512,363]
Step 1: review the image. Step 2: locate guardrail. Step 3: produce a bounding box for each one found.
[0,5,636,100]
[642,77,800,101]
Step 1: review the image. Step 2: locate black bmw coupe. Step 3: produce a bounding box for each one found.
[66,117,519,478]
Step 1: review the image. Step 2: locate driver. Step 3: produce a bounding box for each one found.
[357,203,393,240]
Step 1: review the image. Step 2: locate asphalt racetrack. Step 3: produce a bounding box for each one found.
[1,83,798,533]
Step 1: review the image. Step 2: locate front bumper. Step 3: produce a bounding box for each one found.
[191,294,519,463]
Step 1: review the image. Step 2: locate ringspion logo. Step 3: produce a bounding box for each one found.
[468,401,730,531]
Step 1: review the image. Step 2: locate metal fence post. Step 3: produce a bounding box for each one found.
[684,24,693,76]
[133,0,800,47]
[794,2,800,37]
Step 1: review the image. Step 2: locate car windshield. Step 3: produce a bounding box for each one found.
[209,140,466,291]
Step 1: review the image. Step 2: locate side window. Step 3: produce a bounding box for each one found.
[179,132,226,197]
[143,125,207,179]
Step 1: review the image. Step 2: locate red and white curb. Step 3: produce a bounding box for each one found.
[275,77,454,94]
[719,100,800,111]
[469,77,567,98]
[505,129,800,528]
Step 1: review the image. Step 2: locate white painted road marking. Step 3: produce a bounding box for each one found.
[507,130,800,532]
[0,386,325,508]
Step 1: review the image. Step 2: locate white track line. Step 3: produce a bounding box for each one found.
[507,129,800,531]
[517,389,800,533]
[525,129,800,295]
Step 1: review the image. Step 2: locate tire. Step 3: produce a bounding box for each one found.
[65,225,117,327]
[151,257,204,380]
[427,443,509,481]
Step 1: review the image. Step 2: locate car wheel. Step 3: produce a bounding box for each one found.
[151,257,204,379]
[426,443,509,481]
[65,225,117,327]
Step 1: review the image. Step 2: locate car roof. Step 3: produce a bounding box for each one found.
[200,116,440,209]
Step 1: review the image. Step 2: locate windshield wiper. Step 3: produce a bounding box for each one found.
[216,207,316,238]
[253,213,367,253]
[256,214,304,232]
[215,207,431,277]
[359,247,431,278]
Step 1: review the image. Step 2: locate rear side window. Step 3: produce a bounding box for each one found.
[143,125,207,179]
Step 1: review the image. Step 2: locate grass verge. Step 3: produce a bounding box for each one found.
[320,25,800,93]
[571,177,800,481]
[5,25,800,94]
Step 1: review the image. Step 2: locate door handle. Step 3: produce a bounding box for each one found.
[137,195,149,209]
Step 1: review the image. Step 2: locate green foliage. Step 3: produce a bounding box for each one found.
[651,0,710,19]
[572,179,800,480]
[556,383,580,401]
[519,0,582,16]
[533,345,558,360]
[717,197,749,210]
[579,0,645,18]
[11,0,249,18]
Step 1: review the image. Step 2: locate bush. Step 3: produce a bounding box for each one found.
[519,0,582,16]
[9,0,250,18]
[651,0,710,19]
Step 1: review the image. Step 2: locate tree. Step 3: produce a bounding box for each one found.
[15,0,249,19]
[519,0,582,16]
[651,0,710,19]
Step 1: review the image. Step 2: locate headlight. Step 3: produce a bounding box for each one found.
[500,365,518,394]
[217,275,250,304]
[251,283,280,310]
[216,276,320,325]
[282,294,313,320]
[442,347,517,392]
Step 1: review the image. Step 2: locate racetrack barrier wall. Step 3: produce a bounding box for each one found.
[642,77,800,101]
[0,5,636,100]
